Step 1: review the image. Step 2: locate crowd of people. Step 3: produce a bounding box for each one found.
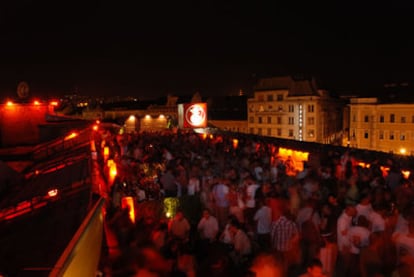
[96,127,414,277]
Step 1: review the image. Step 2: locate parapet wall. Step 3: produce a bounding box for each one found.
[0,104,49,147]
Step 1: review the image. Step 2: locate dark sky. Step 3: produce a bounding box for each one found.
[1,1,413,99]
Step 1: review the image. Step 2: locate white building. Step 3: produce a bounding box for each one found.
[247,76,344,144]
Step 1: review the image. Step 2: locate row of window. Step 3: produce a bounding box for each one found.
[257,94,284,102]
[250,116,315,125]
[357,114,414,123]
[250,104,315,113]
[359,130,410,141]
[250,128,315,137]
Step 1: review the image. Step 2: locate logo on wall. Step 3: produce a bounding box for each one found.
[17,81,30,99]
[179,103,207,128]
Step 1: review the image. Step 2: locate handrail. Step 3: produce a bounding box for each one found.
[49,197,105,277]
[0,183,91,222]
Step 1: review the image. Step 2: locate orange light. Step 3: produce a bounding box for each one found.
[121,197,135,224]
[209,134,214,139]
[64,132,78,140]
[33,100,40,105]
[232,139,239,149]
[47,189,59,198]
[402,170,410,179]
[96,120,101,124]
[103,146,109,157]
[6,101,13,106]
[50,101,59,106]
[92,125,99,131]
[109,163,117,178]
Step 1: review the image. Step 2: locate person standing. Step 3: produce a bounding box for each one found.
[169,210,191,243]
[270,211,300,275]
[244,176,260,233]
[197,209,219,242]
[212,177,230,230]
[229,219,252,266]
[254,198,272,251]
[336,205,356,277]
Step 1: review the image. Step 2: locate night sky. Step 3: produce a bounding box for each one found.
[0,1,413,99]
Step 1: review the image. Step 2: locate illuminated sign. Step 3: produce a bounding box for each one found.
[178,103,207,128]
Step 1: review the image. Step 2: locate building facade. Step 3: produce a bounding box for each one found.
[349,97,414,155]
[247,76,344,144]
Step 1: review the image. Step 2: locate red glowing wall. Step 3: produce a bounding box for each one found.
[0,104,49,146]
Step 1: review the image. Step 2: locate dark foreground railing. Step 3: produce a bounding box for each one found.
[49,197,105,277]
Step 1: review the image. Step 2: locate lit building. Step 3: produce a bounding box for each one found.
[349,97,414,155]
[247,76,344,143]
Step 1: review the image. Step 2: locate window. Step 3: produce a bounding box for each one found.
[288,129,294,137]
[249,117,254,123]
[288,105,294,112]
[258,117,262,124]
[364,115,369,122]
[308,130,315,137]
[364,131,369,139]
[258,95,264,101]
[259,105,264,112]
[267,94,273,101]
[390,114,395,123]
[258,128,262,135]
[277,116,282,124]
[308,105,314,112]
[250,128,254,134]
[267,117,272,124]
[277,128,282,136]
[277,94,283,101]
[401,133,406,140]
[379,131,384,140]
[379,115,384,123]
[401,116,406,123]
[390,131,394,140]
[267,128,272,136]
[278,105,283,112]
[268,105,273,110]
[288,117,294,125]
[412,115,414,123]
[308,117,315,125]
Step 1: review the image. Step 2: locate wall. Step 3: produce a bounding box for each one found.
[0,103,48,147]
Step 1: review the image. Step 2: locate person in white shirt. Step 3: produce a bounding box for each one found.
[197,209,219,242]
[244,176,260,233]
[229,219,252,265]
[254,199,272,250]
[392,214,414,275]
[187,174,200,196]
[336,205,356,277]
[347,215,371,277]
[355,193,373,222]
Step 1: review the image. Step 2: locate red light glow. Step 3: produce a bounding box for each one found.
[47,189,59,198]
[50,101,59,106]
[121,197,136,223]
[64,132,78,141]
[33,100,40,105]
[6,101,13,106]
